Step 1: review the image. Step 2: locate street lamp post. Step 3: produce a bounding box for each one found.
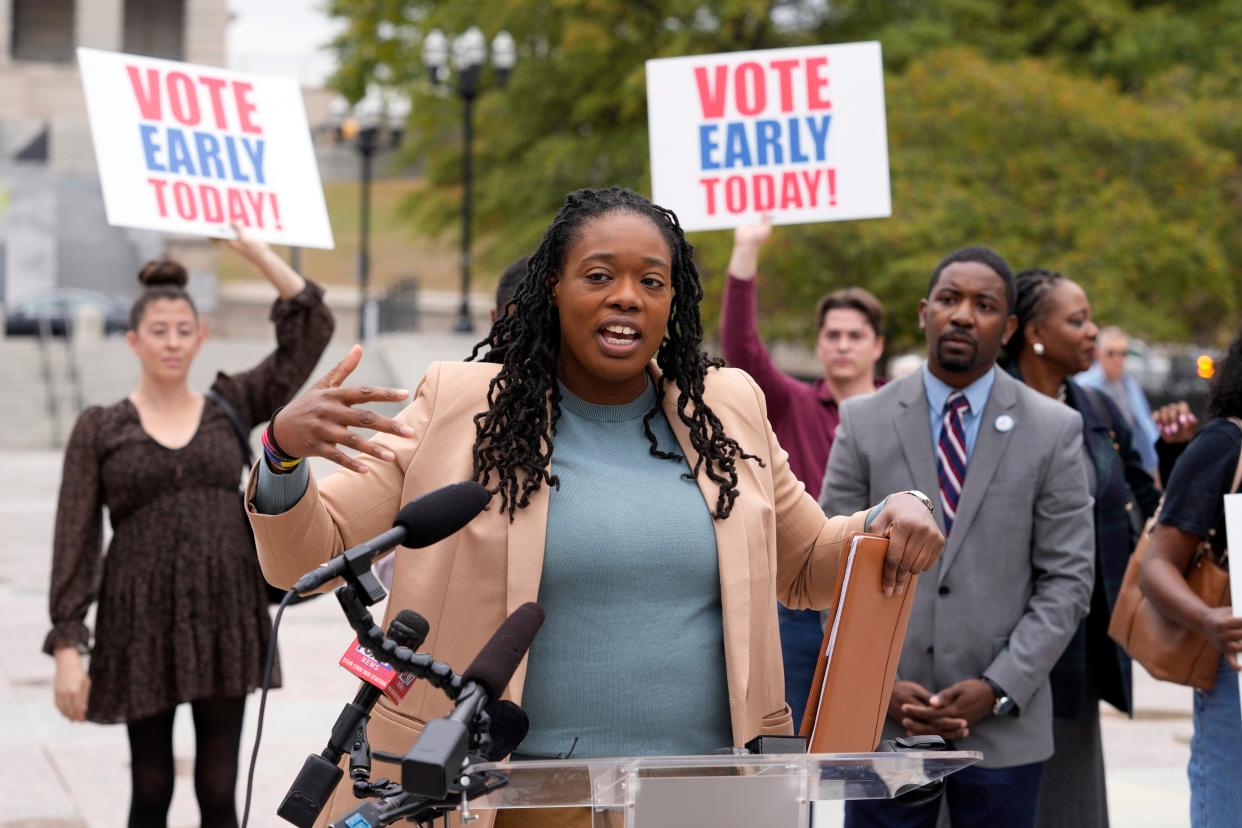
[423,27,516,333]
[337,92,406,341]
[356,123,379,342]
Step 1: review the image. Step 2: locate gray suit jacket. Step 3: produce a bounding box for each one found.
[819,368,1094,768]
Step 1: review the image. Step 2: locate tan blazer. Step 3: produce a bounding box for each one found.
[247,360,868,824]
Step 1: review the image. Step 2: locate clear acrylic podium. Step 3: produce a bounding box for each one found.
[465,751,981,827]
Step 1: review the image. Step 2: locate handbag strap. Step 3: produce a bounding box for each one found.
[1196,416,1242,568]
[204,388,254,470]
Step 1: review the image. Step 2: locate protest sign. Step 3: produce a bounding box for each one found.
[1221,493,1242,717]
[646,42,890,232]
[77,48,334,248]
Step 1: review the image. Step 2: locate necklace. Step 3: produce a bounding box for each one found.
[1056,383,1068,404]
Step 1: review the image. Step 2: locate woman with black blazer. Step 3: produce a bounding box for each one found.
[1002,268,1161,828]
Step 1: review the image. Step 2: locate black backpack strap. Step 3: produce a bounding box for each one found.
[204,389,254,469]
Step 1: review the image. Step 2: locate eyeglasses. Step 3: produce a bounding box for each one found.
[1102,349,1127,358]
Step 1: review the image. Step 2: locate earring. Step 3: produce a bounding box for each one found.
[1033,342,1045,356]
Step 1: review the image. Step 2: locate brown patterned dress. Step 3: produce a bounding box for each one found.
[44,282,333,724]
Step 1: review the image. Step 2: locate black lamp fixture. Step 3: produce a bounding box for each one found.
[422,27,517,333]
[336,88,408,341]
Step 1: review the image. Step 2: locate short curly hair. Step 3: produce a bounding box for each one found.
[1209,325,1242,420]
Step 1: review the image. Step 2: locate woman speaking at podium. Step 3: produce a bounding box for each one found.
[247,187,942,827]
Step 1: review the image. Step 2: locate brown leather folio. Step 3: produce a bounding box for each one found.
[798,533,919,753]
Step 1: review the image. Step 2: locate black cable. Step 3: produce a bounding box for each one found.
[242,587,295,828]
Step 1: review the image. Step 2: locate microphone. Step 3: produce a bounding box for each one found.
[339,611,433,705]
[401,603,544,799]
[460,602,546,700]
[278,610,430,828]
[291,481,490,595]
[480,700,530,761]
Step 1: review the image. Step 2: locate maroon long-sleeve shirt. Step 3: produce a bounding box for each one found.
[720,274,850,501]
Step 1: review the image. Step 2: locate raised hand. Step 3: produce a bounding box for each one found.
[734,216,773,250]
[220,222,270,266]
[218,223,306,299]
[271,344,413,473]
[727,215,774,281]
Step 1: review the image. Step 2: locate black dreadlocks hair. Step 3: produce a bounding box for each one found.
[1004,268,1065,365]
[465,186,763,520]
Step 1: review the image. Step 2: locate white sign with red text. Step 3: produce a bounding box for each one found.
[646,42,890,232]
[1220,493,1242,717]
[77,48,334,248]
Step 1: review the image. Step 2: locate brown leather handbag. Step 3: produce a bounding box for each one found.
[1108,419,1242,691]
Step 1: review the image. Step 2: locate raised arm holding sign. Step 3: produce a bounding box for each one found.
[647,42,891,232]
[77,48,334,249]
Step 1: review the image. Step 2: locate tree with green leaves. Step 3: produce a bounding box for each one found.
[328,0,1242,349]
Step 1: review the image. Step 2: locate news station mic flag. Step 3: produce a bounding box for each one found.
[76,48,334,249]
[646,41,891,232]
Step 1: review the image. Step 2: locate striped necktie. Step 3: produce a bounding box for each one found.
[936,391,971,535]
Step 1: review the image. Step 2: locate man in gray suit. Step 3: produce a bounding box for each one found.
[820,247,1094,828]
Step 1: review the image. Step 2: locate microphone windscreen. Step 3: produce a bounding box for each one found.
[462,602,545,700]
[389,609,431,650]
[394,482,491,549]
[482,700,530,761]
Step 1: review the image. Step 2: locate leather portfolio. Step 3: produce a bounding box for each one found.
[799,533,919,753]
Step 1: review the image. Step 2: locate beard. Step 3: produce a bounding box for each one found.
[934,335,979,373]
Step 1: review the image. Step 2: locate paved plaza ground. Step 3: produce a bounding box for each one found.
[0,446,1197,827]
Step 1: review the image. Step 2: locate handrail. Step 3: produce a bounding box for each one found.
[35,315,62,448]
[64,317,85,416]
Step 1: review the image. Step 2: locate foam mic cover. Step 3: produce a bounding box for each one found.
[462,602,545,700]
[388,609,431,649]
[482,700,530,761]
[394,481,491,548]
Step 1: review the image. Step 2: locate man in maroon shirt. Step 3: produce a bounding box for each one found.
[720,218,886,727]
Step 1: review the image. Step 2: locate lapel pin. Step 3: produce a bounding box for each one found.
[994,414,1015,433]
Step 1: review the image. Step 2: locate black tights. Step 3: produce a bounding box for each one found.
[126,696,246,828]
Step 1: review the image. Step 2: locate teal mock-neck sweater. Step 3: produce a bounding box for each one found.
[517,379,731,759]
[252,378,732,758]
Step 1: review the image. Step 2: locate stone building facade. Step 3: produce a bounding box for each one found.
[0,0,229,307]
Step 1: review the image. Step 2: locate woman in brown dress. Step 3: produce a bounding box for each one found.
[44,227,333,827]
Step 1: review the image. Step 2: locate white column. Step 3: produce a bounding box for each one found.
[0,0,13,67]
[75,0,124,52]
[183,0,227,66]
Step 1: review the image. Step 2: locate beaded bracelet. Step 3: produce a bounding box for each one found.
[262,408,303,474]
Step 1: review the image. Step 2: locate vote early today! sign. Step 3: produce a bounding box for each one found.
[77,48,334,248]
[646,42,891,232]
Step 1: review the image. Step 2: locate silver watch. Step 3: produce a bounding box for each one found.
[980,675,1015,716]
[899,490,935,516]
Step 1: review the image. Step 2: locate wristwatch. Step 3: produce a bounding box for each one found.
[979,675,1015,716]
[899,490,935,516]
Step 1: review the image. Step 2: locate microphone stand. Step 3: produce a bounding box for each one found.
[293,569,509,827]
[335,585,464,700]
[328,763,510,828]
